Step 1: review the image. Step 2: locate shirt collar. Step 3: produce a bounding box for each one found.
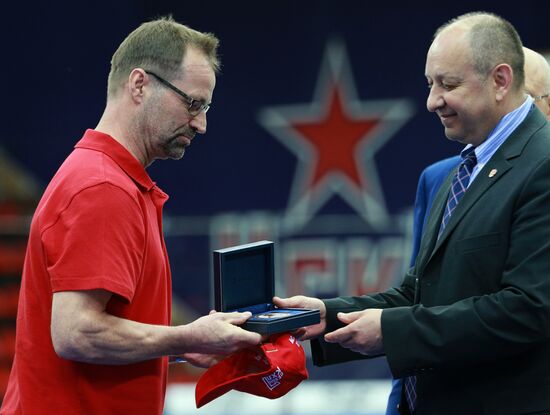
[460,96,533,186]
[75,129,156,191]
[464,95,534,165]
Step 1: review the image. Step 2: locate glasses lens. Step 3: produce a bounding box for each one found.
[189,101,209,114]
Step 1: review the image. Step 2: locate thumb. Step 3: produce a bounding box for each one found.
[272,296,288,307]
[337,311,361,324]
[223,311,252,325]
[273,295,304,309]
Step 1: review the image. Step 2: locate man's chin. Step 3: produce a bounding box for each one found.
[169,149,186,160]
[163,144,187,160]
[444,129,464,142]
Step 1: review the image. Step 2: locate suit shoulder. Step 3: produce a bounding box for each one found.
[522,123,550,162]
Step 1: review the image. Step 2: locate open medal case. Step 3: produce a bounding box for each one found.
[213,240,320,335]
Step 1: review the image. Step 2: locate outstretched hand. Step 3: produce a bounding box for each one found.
[324,309,383,355]
[273,295,327,340]
[183,310,261,357]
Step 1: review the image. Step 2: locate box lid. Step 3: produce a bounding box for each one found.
[213,240,275,311]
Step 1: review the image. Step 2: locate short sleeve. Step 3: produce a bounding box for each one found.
[43,183,145,302]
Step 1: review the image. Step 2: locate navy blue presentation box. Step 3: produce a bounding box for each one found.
[213,240,320,335]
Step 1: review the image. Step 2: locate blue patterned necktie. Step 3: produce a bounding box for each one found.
[438,146,477,237]
[404,375,417,413]
[404,147,477,413]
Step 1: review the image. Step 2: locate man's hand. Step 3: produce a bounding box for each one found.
[178,353,224,368]
[324,309,383,355]
[272,295,326,340]
[182,311,261,356]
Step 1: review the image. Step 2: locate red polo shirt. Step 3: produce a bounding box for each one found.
[1,130,172,415]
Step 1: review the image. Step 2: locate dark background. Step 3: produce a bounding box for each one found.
[3,1,545,210]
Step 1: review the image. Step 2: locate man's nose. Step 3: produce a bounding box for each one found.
[426,86,444,113]
[190,111,207,134]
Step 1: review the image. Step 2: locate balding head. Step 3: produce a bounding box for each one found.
[435,12,525,92]
[524,47,550,120]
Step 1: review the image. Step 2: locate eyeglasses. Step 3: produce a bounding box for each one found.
[144,70,210,115]
[532,93,550,102]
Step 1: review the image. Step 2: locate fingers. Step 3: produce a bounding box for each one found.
[291,323,327,341]
[336,311,361,324]
[323,309,383,355]
[273,295,325,314]
[212,312,262,345]
[279,327,313,341]
[290,327,308,340]
[273,295,302,308]
[213,311,252,325]
[299,328,319,341]
[220,328,261,355]
[324,326,372,355]
[272,296,327,340]
[324,326,352,344]
[273,295,314,309]
[236,326,262,345]
[183,352,224,368]
[182,312,262,357]
[244,333,262,347]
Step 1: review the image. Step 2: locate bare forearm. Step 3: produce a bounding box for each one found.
[51,290,260,365]
[53,311,185,364]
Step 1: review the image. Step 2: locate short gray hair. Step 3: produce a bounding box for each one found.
[107,16,220,98]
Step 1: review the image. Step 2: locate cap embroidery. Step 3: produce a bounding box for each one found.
[262,367,284,391]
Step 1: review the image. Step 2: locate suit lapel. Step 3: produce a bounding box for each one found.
[429,154,512,259]
[417,107,546,271]
[415,168,455,271]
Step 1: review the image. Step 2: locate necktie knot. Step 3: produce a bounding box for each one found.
[461,147,477,169]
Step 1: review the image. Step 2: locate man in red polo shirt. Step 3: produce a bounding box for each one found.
[1,17,261,415]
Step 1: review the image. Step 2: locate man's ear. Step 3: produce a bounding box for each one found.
[492,63,514,102]
[127,68,147,103]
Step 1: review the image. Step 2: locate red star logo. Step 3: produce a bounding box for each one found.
[291,84,380,192]
[258,40,415,230]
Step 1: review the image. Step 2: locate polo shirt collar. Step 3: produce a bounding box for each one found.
[75,129,156,191]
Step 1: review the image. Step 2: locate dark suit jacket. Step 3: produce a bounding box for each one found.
[313,108,550,414]
[386,155,460,415]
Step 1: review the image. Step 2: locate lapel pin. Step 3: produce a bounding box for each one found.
[488,169,497,178]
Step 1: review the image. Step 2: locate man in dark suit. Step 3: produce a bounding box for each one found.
[276,12,550,414]
[385,45,550,415]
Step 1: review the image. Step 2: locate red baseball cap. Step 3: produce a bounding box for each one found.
[195,332,308,408]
